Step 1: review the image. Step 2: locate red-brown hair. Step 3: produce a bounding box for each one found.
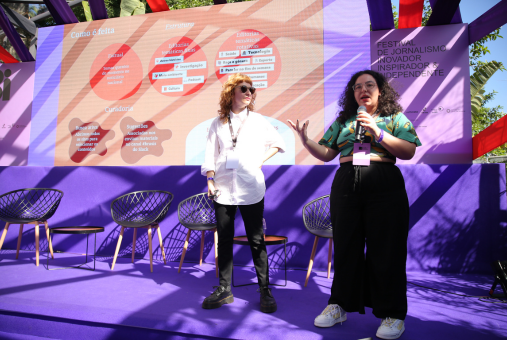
[218,73,256,123]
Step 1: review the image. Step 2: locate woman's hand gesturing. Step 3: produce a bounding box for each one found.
[356,113,381,140]
[287,119,309,145]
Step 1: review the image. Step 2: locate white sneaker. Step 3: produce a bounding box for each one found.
[376,317,405,339]
[314,304,347,327]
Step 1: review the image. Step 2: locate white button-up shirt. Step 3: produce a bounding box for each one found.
[201,109,285,205]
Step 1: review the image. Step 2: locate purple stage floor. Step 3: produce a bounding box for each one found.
[0,250,506,340]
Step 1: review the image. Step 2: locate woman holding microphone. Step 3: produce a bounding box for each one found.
[288,70,421,339]
[201,73,285,313]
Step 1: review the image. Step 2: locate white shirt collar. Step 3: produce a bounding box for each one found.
[230,108,248,120]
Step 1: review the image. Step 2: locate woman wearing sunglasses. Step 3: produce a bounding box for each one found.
[201,73,285,313]
[288,70,421,339]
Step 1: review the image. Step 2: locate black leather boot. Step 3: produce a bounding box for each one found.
[202,285,234,309]
[259,287,277,313]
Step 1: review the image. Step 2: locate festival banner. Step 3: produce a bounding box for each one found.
[371,24,471,164]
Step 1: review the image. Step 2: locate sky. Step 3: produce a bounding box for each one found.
[391,0,507,111]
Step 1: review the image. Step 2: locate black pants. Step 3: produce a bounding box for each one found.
[214,198,268,287]
[328,162,409,320]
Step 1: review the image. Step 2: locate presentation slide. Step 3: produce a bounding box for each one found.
[28,0,370,166]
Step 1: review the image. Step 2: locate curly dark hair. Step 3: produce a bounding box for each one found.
[337,70,403,124]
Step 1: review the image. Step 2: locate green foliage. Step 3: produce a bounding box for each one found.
[33,0,252,25]
[472,91,504,136]
[163,0,246,11]
[103,0,248,19]
[72,2,88,22]
[421,0,431,26]
[166,0,214,10]
[470,61,504,116]
[29,5,55,27]
[392,5,398,29]
[120,0,146,16]
[470,29,503,72]
[470,65,506,159]
[82,1,93,22]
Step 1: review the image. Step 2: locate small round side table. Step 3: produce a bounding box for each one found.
[46,226,104,271]
[232,235,288,287]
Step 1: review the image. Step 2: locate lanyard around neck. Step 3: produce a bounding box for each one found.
[228,108,249,148]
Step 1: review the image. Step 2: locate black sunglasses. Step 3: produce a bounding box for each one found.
[238,85,256,94]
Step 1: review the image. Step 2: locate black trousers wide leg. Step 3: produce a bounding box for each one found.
[328,162,409,320]
[214,198,268,288]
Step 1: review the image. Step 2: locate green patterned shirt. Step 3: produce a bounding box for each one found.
[318,112,422,161]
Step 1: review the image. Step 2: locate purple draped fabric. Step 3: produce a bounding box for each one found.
[427,0,462,26]
[468,0,507,45]
[43,0,79,25]
[366,0,395,31]
[88,0,108,20]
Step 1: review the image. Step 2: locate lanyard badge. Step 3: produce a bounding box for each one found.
[226,109,249,169]
[353,142,370,166]
[353,120,371,166]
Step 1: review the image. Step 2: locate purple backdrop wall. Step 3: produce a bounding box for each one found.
[0,164,505,274]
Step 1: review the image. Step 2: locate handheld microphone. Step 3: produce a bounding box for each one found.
[355,106,367,142]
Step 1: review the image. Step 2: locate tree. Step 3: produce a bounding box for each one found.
[469,28,503,72]
[470,60,504,118]
[103,0,247,18]
[470,61,506,160]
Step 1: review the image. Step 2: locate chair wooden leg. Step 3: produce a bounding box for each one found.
[132,228,137,263]
[305,236,319,287]
[156,225,166,265]
[0,222,10,250]
[178,229,191,273]
[327,238,333,279]
[199,230,205,266]
[148,227,153,273]
[111,227,125,270]
[35,224,40,266]
[214,228,218,278]
[44,222,54,259]
[16,224,23,259]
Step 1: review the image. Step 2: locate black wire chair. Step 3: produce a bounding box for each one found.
[110,190,174,272]
[0,188,64,266]
[177,193,218,277]
[302,194,333,287]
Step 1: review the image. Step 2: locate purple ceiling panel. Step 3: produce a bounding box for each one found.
[426,0,462,26]
[89,0,108,20]
[366,0,395,31]
[43,0,79,25]
[468,0,507,45]
[0,6,34,61]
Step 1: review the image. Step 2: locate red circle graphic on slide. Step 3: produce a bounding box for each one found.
[90,43,143,101]
[148,36,208,97]
[215,29,281,91]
